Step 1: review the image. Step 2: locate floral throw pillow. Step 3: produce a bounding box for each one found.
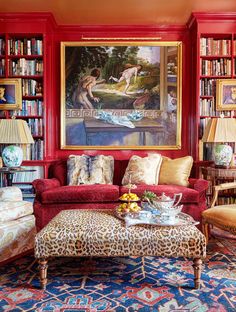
[122,154,162,185]
[67,154,114,185]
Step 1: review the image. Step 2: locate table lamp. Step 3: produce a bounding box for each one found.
[0,118,34,167]
[202,117,236,167]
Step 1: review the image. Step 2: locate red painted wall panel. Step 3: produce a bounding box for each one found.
[0,14,192,161]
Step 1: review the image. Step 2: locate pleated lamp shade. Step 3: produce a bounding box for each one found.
[202,118,236,143]
[0,119,34,144]
[0,119,34,167]
[202,117,236,167]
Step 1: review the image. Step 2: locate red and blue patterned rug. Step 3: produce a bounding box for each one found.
[0,236,235,311]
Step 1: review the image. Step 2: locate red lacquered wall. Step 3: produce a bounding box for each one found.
[0,13,192,161]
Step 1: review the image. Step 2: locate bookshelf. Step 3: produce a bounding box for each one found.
[0,36,5,77]
[188,14,236,163]
[0,33,46,196]
[188,13,236,202]
[199,34,236,161]
[0,34,44,161]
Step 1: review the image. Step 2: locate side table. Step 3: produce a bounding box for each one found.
[0,167,36,187]
[201,166,236,206]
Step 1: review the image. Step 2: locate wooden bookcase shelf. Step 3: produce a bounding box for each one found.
[0,34,44,161]
[0,31,46,193]
[188,13,236,163]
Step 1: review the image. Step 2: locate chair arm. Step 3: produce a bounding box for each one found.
[214,181,236,191]
[210,182,236,207]
[188,178,209,192]
[32,178,61,200]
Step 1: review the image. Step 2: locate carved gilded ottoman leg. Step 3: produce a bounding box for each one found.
[39,258,48,290]
[193,258,202,289]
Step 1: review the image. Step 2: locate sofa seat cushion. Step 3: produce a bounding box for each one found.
[41,185,120,204]
[120,184,199,203]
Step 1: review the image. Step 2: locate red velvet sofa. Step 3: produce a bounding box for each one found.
[32,159,209,230]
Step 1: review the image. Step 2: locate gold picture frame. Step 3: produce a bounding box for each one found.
[61,41,182,150]
[0,78,22,110]
[216,79,236,111]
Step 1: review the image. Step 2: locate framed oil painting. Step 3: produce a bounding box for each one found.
[60,41,182,149]
[216,79,236,110]
[0,78,22,110]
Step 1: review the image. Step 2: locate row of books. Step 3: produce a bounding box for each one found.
[201,58,231,76]
[200,78,216,96]
[27,118,43,136]
[216,196,236,205]
[0,39,5,55]
[206,194,236,207]
[20,140,44,160]
[31,139,44,160]
[10,100,43,116]
[12,166,43,183]
[9,58,43,76]
[8,38,43,56]
[13,183,35,202]
[199,98,215,116]
[200,100,231,117]
[22,79,43,96]
[0,59,5,75]
[200,38,232,56]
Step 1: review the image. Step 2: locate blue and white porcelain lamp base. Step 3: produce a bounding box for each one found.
[2,145,23,167]
[214,144,233,168]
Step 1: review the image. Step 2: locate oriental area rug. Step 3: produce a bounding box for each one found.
[0,235,235,312]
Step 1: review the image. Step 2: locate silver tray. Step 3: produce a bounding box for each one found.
[114,207,199,227]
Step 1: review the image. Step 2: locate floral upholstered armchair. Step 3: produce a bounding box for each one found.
[0,186,36,264]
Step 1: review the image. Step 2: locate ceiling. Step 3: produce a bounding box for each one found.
[0,0,236,25]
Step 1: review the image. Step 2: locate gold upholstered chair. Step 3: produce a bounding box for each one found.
[202,182,236,243]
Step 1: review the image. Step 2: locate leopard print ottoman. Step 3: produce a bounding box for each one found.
[35,209,206,289]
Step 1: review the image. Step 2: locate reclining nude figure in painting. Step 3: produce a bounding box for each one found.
[72,68,105,109]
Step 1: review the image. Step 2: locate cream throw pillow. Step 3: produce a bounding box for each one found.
[122,154,162,185]
[159,156,193,186]
[67,155,114,185]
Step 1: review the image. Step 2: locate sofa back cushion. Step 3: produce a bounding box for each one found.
[48,156,193,187]
[67,155,114,185]
[49,158,124,186]
[122,154,162,185]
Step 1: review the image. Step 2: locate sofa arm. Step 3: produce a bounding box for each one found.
[188,178,209,193]
[0,186,23,201]
[32,178,61,200]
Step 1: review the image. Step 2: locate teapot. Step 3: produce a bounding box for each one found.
[147,192,183,223]
[145,192,182,213]
[153,192,182,210]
